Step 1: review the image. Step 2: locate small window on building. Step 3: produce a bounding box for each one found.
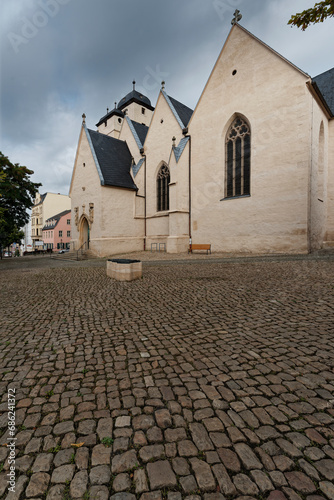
[59,230,63,237]
[142,107,145,115]
[67,231,71,237]
[67,219,70,225]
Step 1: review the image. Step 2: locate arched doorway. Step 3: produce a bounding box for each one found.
[79,216,90,249]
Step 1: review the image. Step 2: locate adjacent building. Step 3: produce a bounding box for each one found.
[31,192,71,249]
[42,210,72,251]
[69,22,334,257]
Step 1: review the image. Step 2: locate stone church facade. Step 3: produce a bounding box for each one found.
[69,23,334,257]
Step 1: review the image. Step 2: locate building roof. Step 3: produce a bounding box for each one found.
[34,193,47,207]
[43,209,71,230]
[96,106,124,128]
[118,89,155,111]
[131,120,149,146]
[313,68,334,117]
[167,95,193,128]
[87,128,137,190]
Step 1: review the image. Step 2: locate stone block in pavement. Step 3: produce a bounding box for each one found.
[139,444,165,463]
[285,471,317,494]
[53,448,74,467]
[70,470,88,498]
[250,469,274,493]
[319,481,334,500]
[268,492,288,500]
[113,473,131,492]
[134,468,149,494]
[26,472,50,497]
[133,414,155,430]
[32,453,53,472]
[53,421,74,435]
[91,443,112,465]
[233,473,259,496]
[89,465,111,485]
[96,417,113,440]
[147,460,177,489]
[178,440,198,457]
[218,448,241,472]
[190,458,216,492]
[314,459,334,481]
[51,464,75,483]
[89,485,109,500]
[46,484,65,500]
[234,443,263,470]
[189,423,214,451]
[212,463,237,496]
[180,475,198,493]
[75,446,89,469]
[110,494,136,500]
[112,450,138,473]
[155,408,172,428]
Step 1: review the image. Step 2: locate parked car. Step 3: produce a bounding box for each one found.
[58,249,69,254]
[4,252,12,257]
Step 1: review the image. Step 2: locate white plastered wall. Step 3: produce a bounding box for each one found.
[144,92,186,249]
[189,25,311,254]
[325,119,334,247]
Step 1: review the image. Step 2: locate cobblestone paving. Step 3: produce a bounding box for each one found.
[0,257,334,500]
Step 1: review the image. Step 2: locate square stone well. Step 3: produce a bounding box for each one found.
[107,259,142,281]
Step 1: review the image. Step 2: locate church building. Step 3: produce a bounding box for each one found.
[69,20,334,257]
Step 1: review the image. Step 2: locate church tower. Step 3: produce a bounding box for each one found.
[96,82,154,138]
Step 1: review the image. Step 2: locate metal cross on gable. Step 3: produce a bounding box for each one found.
[231,9,242,25]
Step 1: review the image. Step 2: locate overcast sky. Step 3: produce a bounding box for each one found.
[1,0,333,196]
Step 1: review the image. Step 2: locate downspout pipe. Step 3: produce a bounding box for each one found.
[183,127,191,248]
[140,148,147,251]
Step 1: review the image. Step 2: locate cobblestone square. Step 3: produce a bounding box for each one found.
[0,255,334,500]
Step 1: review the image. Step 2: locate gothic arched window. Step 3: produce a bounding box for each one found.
[225,117,251,198]
[157,164,170,211]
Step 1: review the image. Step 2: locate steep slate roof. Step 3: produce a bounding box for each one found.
[173,137,190,163]
[87,128,137,190]
[168,95,193,128]
[96,106,124,127]
[118,90,154,111]
[313,68,334,117]
[43,209,71,230]
[131,120,149,146]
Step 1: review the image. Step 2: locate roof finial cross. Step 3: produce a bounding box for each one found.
[231,9,242,25]
[82,113,86,124]
[133,80,136,90]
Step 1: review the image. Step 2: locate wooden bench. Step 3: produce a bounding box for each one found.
[188,244,211,254]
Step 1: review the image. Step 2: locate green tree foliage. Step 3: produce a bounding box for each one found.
[0,152,41,251]
[288,0,334,30]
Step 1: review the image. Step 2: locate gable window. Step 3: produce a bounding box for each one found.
[225,116,251,198]
[67,219,71,225]
[157,164,170,212]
